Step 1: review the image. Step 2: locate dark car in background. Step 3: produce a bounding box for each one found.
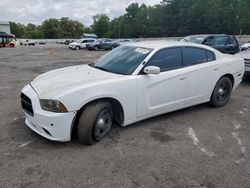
[181,34,240,54]
[87,38,116,51]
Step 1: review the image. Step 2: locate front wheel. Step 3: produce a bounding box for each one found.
[75,46,80,50]
[77,101,113,145]
[210,77,232,107]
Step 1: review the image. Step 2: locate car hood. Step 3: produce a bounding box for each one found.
[236,51,250,59]
[69,42,79,46]
[31,64,122,99]
[241,43,250,48]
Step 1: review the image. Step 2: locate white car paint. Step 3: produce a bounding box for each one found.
[69,38,96,50]
[240,43,250,51]
[235,49,250,74]
[21,41,245,142]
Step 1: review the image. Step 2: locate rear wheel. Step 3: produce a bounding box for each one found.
[77,101,113,145]
[210,77,232,107]
[10,43,15,48]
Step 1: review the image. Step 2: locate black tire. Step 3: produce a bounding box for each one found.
[210,77,232,107]
[75,46,80,50]
[110,46,114,50]
[77,101,113,145]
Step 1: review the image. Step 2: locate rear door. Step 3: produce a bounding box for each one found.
[184,47,221,105]
[203,36,228,53]
[225,36,239,54]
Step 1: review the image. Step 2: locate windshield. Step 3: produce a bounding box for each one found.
[181,36,206,44]
[94,45,152,75]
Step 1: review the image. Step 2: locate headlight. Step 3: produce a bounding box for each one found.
[40,99,68,113]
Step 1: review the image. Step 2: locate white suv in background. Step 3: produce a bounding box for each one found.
[69,38,96,50]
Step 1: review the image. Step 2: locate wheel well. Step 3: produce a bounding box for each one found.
[71,98,124,139]
[221,74,234,87]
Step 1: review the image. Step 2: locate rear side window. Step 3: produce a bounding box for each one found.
[147,47,183,72]
[186,47,216,66]
[228,36,238,45]
[206,50,216,62]
[213,36,228,45]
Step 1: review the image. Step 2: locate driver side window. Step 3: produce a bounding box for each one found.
[147,47,183,72]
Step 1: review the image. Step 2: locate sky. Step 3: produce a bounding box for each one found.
[0,0,161,26]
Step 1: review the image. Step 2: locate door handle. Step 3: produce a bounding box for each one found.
[179,77,187,80]
[214,68,219,71]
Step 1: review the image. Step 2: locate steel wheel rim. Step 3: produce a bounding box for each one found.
[94,108,112,140]
[216,82,229,101]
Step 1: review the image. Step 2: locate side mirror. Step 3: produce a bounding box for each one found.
[143,66,160,75]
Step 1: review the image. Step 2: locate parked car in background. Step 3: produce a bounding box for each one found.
[235,48,250,77]
[64,40,74,45]
[56,40,64,44]
[114,39,133,47]
[87,38,116,51]
[240,43,250,51]
[0,32,18,48]
[181,34,240,54]
[39,41,46,45]
[20,39,35,46]
[69,38,96,50]
[21,41,244,145]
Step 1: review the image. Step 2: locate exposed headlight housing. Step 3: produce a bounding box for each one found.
[40,99,68,113]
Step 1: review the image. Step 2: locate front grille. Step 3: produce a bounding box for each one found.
[21,93,34,116]
[244,59,250,64]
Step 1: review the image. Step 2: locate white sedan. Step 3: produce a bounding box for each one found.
[21,41,244,144]
[69,38,96,50]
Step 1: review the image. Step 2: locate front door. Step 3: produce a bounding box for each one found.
[136,47,188,118]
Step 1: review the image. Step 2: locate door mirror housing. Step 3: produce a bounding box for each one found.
[143,66,160,75]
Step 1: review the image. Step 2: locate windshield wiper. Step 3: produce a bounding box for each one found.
[94,66,110,72]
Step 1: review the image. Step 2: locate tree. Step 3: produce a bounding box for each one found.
[91,14,110,38]
[9,22,25,38]
[41,18,61,38]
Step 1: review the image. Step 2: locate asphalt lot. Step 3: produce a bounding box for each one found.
[0,43,250,188]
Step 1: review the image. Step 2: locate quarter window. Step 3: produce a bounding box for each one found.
[228,36,238,45]
[206,50,216,62]
[186,47,216,65]
[147,47,183,72]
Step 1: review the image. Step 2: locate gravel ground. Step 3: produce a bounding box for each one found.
[0,44,250,188]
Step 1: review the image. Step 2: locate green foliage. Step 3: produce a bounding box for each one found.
[9,0,250,39]
[10,17,85,39]
[91,14,110,38]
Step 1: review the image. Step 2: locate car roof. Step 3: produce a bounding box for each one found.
[126,40,224,58]
[127,40,211,50]
[184,34,232,39]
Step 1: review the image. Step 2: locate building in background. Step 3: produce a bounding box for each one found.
[0,21,10,34]
[82,33,97,39]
